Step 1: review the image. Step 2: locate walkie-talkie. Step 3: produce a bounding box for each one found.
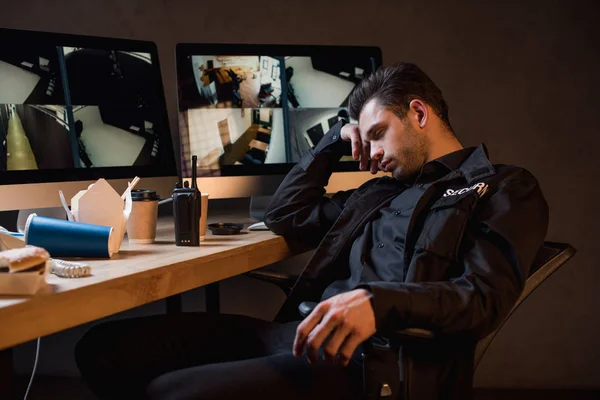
[173,155,201,246]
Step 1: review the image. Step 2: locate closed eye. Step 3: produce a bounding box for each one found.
[372,129,384,140]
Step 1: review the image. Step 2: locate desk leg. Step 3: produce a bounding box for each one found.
[0,348,15,399]
[165,294,183,314]
[206,282,220,313]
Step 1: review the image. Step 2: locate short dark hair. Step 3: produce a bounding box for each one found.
[348,62,452,130]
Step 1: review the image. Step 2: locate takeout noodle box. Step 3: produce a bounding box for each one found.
[70,178,132,254]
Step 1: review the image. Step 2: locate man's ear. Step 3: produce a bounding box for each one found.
[408,99,428,128]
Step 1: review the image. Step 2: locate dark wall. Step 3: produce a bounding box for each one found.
[1,0,598,388]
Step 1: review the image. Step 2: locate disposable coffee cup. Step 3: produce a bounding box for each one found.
[127,189,159,244]
[200,193,209,241]
[25,214,113,258]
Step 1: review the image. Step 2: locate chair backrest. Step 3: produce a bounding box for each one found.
[474,241,577,369]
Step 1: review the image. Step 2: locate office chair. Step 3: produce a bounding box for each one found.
[247,241,577,399]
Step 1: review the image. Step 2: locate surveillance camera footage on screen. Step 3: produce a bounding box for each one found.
[175,46,380,178]
[0,41,171,172]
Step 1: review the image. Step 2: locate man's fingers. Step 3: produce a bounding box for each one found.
[323,322,352,364]
[337,333,364,367]
[295,290,377,367]
[305,310,344,364]
[360,142,370,171]
[342,124,369,167]
[351,134,361,161]
[370,158,379,174]
[293,303,328,357]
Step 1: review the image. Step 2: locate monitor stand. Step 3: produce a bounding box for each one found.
[16,206,66,233]
[249,195,272,221]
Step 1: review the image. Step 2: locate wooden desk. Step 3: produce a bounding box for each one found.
[0,215,290,351]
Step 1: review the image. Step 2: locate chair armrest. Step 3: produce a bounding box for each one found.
[298,301,434,342]
[298,301,318,318]
[382,328,435,341]
[245,269,298,295]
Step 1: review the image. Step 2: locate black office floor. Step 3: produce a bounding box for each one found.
[12,375,600,400]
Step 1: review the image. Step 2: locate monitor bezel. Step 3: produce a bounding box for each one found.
[175,42,383,177]
[0,27,178,186]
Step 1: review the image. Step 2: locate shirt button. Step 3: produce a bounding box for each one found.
[394,210,401,216]
[378,243,384,248]
[332,135,338,140]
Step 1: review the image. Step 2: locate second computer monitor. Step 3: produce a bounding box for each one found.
[175,44,382,182]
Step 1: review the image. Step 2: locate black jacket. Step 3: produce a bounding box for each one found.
[264,122,549,398]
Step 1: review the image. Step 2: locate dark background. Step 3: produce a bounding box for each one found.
[0,0,598,389]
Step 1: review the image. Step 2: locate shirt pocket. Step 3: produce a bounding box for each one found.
[415,193,477,260]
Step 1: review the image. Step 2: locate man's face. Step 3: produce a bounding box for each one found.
[358,99,428,180]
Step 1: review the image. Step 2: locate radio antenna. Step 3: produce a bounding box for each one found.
[191,155,198,189]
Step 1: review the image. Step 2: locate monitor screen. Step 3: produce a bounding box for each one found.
[0,28,177,185]
[175,44,382,179]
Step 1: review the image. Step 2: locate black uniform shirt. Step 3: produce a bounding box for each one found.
[321,147,476,301]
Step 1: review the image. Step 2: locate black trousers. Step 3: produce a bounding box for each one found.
[75,313,363,400]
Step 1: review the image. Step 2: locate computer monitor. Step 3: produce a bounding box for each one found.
[175,44,384,199]
[0,27,177,212]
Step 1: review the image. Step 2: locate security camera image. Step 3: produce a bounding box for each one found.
[178,55,282,110]
[284,55,373,108]
[175,47,378,177]
[0,102,164,171]
[0,104,74,171]
[59,47,169,169]
[0,43,169,171]
[0,43,65,104]
[63,48,156,107]
[179,107,285,177]
[287,108,353,163]
[0,28,176,177]
[72,105,163,168]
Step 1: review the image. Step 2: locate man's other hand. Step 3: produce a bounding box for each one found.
[340,123,378,174]
[293,289,377,367]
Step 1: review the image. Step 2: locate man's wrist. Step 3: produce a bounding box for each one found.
[313,120,352,156]
[356,287,376,315]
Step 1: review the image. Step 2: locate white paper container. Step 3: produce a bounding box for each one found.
[0,261,50,295]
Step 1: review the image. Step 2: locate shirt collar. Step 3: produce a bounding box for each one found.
[415,147,475,183]
[459,143,496,183]
[415,144,495,184]
[434,146,477,171]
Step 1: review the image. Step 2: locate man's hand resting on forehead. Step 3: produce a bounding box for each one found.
[293,289,377,367]
[340,123,379,174]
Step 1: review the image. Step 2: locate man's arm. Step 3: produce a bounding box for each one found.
[294,170,549,366]
[264,121,363,246]
[364,169,549,339]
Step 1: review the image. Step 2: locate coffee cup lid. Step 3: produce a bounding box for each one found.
[131,189,160,201]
